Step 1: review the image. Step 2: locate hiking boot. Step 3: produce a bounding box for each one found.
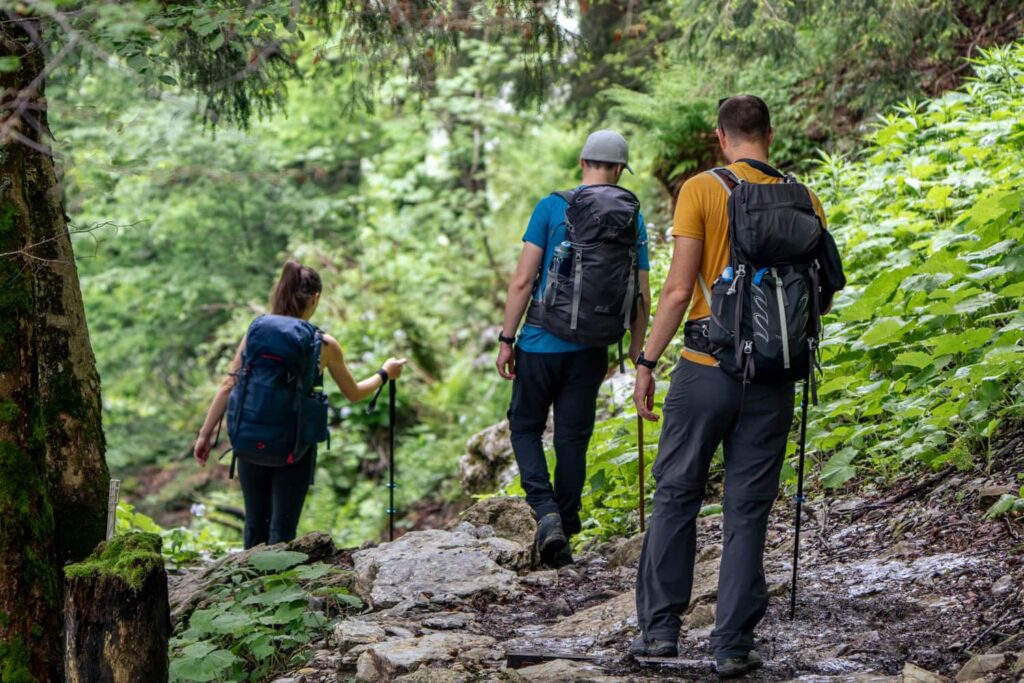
[535,512,566,564]
[629,633,678,658]
[716,649,762,678]
[551,542,574,568]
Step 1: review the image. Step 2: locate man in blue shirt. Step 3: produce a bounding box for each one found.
[496,130,651,567]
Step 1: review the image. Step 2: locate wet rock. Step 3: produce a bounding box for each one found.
[682,602,715,629]
[608,532,644,570]
[168,532,335,624]
[518,591,636,652]
[902,662,949,682]
[394,670,474,683]
[955,653,1012,681]
[690,556,721,604]
[451,496,536,570]
[352,528,521,608]
[513,658,621,682]
[990,632,1024,654]
[458,420,519,495]
[977,485,1015,507]
[696,543,723,563]
[549,597,574,617]
[459,644,506,666]
[352,632,495,682]
[421,612,475,630]
[991,574,1014,596]
[334,619,387,654]
[522,570,558,587]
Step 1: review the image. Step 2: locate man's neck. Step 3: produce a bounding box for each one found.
[580,170,619,186]
[726,146,770,165]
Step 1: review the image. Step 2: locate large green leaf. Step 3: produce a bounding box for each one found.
[248,551,309,572]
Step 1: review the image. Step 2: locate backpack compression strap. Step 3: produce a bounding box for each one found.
[695,168,743,298]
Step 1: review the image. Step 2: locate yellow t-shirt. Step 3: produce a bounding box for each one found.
[672,161,828,366]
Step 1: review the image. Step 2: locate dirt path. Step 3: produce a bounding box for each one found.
[461,479,1018,681]
[229,435,1024,682]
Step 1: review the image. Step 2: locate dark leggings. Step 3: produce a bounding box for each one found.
[236,458,311,549]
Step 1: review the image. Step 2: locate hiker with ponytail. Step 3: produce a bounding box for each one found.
[194,259,407,548]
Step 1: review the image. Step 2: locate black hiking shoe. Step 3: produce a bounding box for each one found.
[551,543,574,568]
[535,512,566,564]
[716,649,762,678]
[629,633,678,658]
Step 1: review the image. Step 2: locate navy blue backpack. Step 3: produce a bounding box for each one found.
[226,315,330,475]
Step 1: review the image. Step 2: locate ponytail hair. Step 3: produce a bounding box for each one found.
[270,260,323,318]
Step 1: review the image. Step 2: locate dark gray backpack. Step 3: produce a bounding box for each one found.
[700,167,834,390]
[525,184,641,347]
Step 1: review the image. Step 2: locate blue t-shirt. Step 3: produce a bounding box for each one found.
[519,187,650,353]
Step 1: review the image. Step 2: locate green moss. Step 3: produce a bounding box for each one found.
[64,533,163,592]
[0,611,9,628]
[27,625,41,640]
[0,400,18,425]
[0,201,17,234]
[0,634,33,683]
[0,441,59,608]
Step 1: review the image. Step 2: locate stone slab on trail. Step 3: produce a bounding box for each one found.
[511,657,630,682]
[351,632,496,682]
[449,496,537,570]
[352,527,522,608]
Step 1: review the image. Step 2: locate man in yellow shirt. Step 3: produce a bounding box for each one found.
[629,96,827,677]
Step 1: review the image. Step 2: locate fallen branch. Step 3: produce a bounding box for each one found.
[849,466,955,519]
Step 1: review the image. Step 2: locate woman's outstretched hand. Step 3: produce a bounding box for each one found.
[383,357,408,380]
[194,433,212,466]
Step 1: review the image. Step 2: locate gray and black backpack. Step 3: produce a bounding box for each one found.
[525,184,641,347]
[698,166,845,394]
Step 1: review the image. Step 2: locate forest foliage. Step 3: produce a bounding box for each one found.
[47,2,1024,550]
[570,42,1024,543]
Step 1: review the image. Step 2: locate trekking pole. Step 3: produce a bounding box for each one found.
[387,379,397,542]
[637,414,645,533]
[790,379,810,620]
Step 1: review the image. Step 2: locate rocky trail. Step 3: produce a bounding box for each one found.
[169,432,1024,683]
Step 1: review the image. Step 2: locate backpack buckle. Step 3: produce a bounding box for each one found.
[743,340,753,355]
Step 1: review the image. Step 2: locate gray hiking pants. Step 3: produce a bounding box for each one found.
[636,359,794,659]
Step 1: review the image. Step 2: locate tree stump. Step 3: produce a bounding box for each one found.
[63,533,170,683]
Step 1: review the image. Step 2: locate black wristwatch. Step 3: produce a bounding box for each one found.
[635,351,657,369]
[498,332,517,345]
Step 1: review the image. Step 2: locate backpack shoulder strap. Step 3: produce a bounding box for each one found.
[551,189,576,204]
[706,167,742,195]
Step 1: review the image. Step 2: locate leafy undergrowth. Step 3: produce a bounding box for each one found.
[169,549,360,683]
[569,42,1024,544]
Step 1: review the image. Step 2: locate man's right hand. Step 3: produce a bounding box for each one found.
[496,343,516,380]
[634,367,659,421]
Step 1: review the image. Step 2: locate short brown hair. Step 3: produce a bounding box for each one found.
[717,95,771,143]
[270,260,322,318]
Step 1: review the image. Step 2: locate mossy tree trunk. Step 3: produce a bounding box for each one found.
[64,534,169,683]
[0,16,110,682]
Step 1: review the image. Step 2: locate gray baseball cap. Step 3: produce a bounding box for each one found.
[580,129,634,174]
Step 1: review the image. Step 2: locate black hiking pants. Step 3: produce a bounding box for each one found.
[237,456,312,549]
[507,346,607,536]
[636,359,794,659]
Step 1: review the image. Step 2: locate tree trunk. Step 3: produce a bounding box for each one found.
[0,15,110,682]
[63,535,169,683]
